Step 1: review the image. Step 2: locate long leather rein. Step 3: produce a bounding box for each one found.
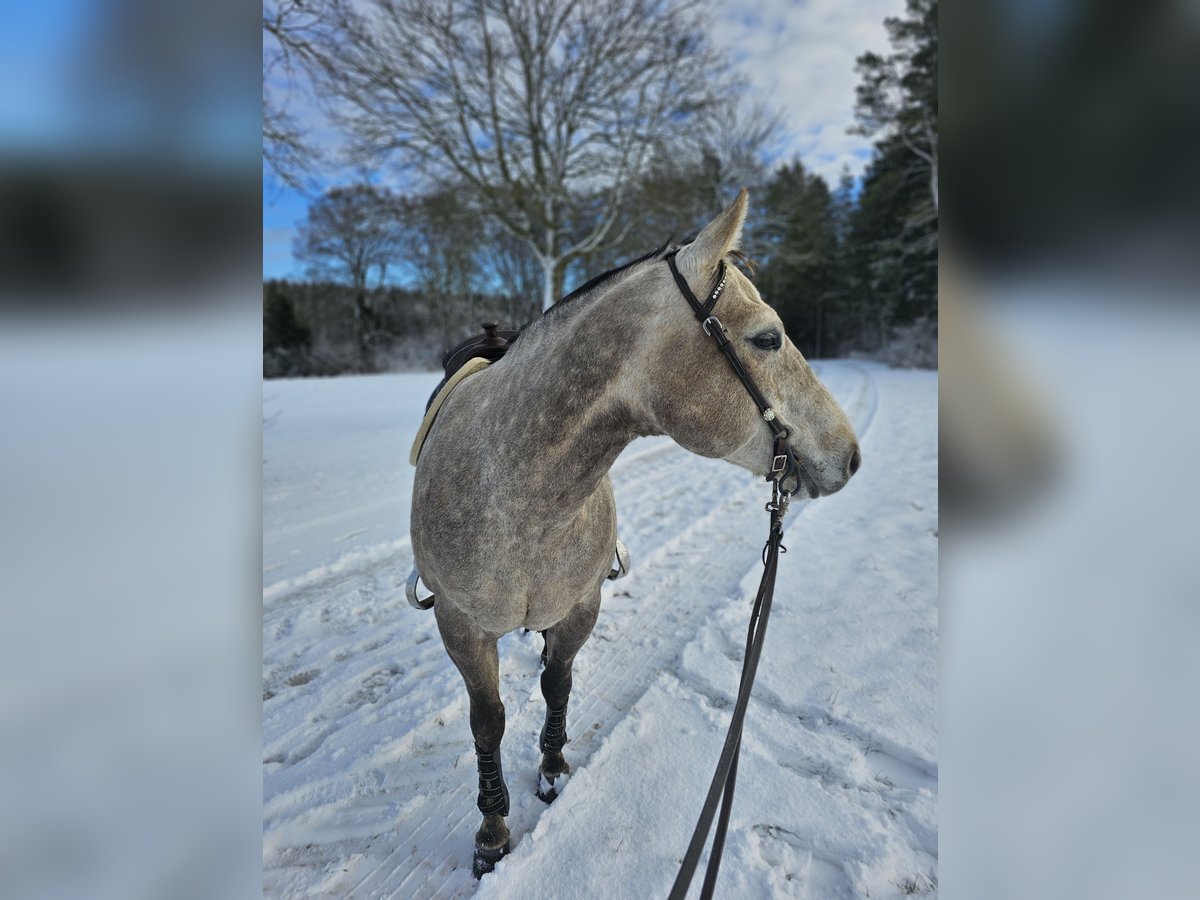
[664,250,795,900]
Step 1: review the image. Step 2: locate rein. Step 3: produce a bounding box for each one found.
[665,251,794,900]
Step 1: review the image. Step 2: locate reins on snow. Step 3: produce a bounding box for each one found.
[664,251,795,900]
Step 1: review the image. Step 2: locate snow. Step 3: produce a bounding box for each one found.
[263,361,937,898]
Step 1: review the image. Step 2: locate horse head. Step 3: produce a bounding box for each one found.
[635,189,861,498]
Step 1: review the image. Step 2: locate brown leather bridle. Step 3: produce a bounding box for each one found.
[665,249,797,900]
[665,251,805,494]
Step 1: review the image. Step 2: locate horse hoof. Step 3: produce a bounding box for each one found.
[472,838,510,878]
[536,770,569,804]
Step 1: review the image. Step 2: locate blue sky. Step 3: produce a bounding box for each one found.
[0,1,96,151]
[3,2,257,165]
[263,0,903,280]
[263,186,311,281]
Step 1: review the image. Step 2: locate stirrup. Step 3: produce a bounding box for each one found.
[607,539,631,581]
[406,567,435,610]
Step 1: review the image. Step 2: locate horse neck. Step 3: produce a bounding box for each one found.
[493,295,654,510]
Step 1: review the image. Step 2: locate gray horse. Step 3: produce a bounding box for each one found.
[410,189,860,876]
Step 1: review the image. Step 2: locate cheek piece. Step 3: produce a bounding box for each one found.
[665,251,803,494]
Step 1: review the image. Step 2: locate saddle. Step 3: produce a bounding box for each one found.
[427,322,521,412]
[409,323,520,466]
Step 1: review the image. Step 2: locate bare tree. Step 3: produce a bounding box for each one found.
[486,227,544,326]
[559,86,779,271]
[395,188,485,351]
[293,185,400,369]
[263,0,340,189]
[696,92,781,211]
[309,0,729,309]
[264,1,314,187]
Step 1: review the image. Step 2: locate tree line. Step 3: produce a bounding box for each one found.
[264,0,936,376]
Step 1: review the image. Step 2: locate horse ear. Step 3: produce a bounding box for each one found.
[676,188,749,280]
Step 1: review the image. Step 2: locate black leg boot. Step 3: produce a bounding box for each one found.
[472,747,511,878]
[536,702,569,803]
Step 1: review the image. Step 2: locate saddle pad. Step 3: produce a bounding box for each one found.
[409,356,491,466]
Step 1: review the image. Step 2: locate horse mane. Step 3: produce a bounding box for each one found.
[536,240,675,324]
[522,238,756,335]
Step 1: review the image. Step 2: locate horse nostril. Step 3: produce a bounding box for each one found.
[847,447,862,477]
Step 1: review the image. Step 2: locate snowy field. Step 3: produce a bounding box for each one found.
[263,361,937,898]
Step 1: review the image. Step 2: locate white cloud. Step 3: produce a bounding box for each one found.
[714,0,905,184]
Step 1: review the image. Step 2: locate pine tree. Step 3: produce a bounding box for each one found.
[842,0,938,363]
[755,161,840,358]
[853,0,938,212]
[263,285,311,354]
[263,283,313,377]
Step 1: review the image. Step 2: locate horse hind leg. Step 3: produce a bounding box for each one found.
[434,603,510,878]
[536,594,600,803]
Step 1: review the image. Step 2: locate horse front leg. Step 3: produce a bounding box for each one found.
[537,594,599,803]
[434,603,510,878]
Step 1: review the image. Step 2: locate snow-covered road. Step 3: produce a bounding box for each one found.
[263,361,937,898]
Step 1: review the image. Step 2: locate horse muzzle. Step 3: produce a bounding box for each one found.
[779,441,860,499]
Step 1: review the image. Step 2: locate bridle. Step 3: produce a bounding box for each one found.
[665,251,802,492]
[664,249,796,900]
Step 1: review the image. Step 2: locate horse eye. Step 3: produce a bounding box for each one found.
[752,331,782,351]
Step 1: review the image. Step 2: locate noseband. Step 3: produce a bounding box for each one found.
[665,251,801,493]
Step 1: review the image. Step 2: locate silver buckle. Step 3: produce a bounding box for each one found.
[771,453,788,473]
[702,316,722,336]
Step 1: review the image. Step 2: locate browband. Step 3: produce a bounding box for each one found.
[667,253,727,321]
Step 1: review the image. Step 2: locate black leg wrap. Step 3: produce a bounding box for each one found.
[540,703,568,753]
[472,838,510,878]
[475,748,510,817]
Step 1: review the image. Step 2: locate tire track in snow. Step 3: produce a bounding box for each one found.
[263,363,879,899]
